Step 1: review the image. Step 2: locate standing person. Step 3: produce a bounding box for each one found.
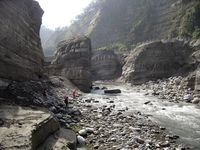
[64,96,68,107]
[72,89,76,99]
[43,88,47,97]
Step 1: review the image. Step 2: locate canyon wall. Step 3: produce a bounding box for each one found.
[52,37,92,92]
[122,40,196,84]
[0,0,44,81]
[91,50,122,80]
[42,0,200,56]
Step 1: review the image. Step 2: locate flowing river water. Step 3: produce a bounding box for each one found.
[81,82,200,150]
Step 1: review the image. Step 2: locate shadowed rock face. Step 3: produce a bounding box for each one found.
[91,50,122,80]
[123,40,196,84]
[52,37,92,92]
[0,0,44,81]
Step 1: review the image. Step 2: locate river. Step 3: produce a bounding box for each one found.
[81,82,200,150]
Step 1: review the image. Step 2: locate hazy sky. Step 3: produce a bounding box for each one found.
[36,0,93,30]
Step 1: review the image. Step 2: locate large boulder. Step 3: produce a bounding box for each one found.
[0,104,77,150]
[52,37,92,92]
[122,40,196,84]
[0,105,59,150]
[0,0,44,81]
[91,50,122,80]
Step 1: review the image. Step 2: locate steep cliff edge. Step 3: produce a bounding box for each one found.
[42,0,200,56]
[52,37,92,93]
[122,40,196,84]
[0,0,44,81]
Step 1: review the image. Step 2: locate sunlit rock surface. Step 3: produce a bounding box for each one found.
[0,104,59,150]
[52,37,92,92]
[0,0,44,81]
[123,40,196,84]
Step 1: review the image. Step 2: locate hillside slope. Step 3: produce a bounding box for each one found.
[42,0,200,56]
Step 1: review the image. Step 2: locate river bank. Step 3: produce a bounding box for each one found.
[72,83,200,150]
[72,81,197,150]
[1,79,199,149]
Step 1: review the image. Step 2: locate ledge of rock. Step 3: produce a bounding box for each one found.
[122,40,196,84]
[0,104,59,150]
[52,37,92,93]
[91,50,122,80]
[38,128,77,150]
[0,0,44,81]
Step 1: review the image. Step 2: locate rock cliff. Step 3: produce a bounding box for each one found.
[91,50,122,80]
[0,0,44,81]
[52,37,92,92]
[122,40,196,84]
[0,104,77,150]
[42,0,200,55]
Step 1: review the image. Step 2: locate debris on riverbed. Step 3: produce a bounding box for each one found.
[135,76,200,105]
[73,96,189,150]
[104,89,122,94]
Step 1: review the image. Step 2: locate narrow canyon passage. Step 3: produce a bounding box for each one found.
[82,82,200,150]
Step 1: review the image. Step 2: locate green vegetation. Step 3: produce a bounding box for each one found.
[179,1,200,38]
[193,27,200,38]
[41,0,200,56]
[97,41,144,52]
[131,20,142,33]
[97,42,129,52]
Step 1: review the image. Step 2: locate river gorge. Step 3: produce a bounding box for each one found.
[1,0,200,149]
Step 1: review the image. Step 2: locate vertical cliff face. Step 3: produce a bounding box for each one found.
[0,0,44,81]
[122,40,196,84]
[91,50,122,80]
[52,37,92,93]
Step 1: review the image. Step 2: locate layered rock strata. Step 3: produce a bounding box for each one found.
[52,37,92,92]
[122,40,196,84]
[0,0,44,81]
[0,105,59,150]
[91,50,122,80]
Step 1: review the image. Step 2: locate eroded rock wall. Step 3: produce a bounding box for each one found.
[0,0,44,81]
[91,50,122,80]
[122,40,196,84]
[52,37,92,92]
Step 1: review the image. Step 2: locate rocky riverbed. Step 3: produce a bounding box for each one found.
[1,78,199,149]
[134,75,200,105]
[74,101,187,150]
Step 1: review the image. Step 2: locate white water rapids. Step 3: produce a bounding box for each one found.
[81,82,200,150]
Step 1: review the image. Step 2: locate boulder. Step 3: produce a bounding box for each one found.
[77,135,86,145]
[52,37,92,93]
[122,40,195,84]
[192,97,200,104]
[0,0,44,81]
[104,89,121,94]
[0,104,59,150]
[78,129,87,136]
[91,50,122,80]
[38,128,77,150]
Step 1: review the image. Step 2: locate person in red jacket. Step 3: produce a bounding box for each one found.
[72,89,76,99]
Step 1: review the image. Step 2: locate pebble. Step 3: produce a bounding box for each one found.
[77,135,86,145]
[160,141,170,147]
[78,129,87,136]
[85,127,95,133]
[183,94,193,101]
[144,101,151,105]
[135,137,145,144]
[192,97,200,104]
